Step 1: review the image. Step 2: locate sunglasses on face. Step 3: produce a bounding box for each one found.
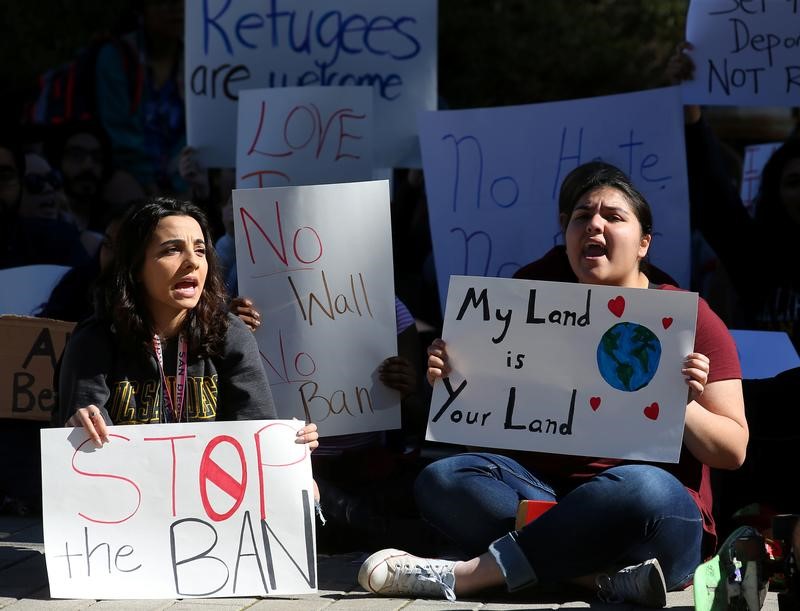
[24,170,62,194]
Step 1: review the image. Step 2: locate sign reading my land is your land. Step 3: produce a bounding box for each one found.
[426,277,698,463]
[42,420,316,599]
[683,0,800,105]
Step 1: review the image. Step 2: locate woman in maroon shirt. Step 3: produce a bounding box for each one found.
[358,162,747,607]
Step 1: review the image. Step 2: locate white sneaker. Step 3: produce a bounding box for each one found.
[596,558,667,607]
[358,548,457,601]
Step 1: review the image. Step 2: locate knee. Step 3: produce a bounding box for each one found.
[598,465,689,517]
[414,458,455,502]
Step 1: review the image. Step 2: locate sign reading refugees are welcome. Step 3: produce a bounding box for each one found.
[418,86,690,305]
[186,0,437,168]
[426,277,698,463]
[684,0,800,105]
[236,86,373,189]
[233,181,399,436]
[42,420,316,599]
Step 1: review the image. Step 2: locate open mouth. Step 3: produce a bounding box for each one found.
[173,278,199,298]
[583,242,607,258]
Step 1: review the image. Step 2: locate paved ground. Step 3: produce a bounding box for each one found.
[0,515,782,610]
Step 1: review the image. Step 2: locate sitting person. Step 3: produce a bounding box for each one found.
[55,197,318,455]
[358,162,748,607]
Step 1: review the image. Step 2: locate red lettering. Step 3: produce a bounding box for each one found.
[199,435,248,522]
[142,435,196,516]
[253,423,308,521]
[71,435,141,524]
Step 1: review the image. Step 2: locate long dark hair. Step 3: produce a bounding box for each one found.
[101,197,229,357]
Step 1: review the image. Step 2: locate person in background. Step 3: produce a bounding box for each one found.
[358,162,747,608]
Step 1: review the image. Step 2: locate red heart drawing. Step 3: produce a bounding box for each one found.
[644,402,660,421]
[608,296,625,318]
[589,397,601,411]
[662,317,673,329]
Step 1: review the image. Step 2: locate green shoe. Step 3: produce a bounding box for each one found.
[694,526,768,611]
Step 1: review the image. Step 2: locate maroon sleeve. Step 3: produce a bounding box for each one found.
[658,284,741,382]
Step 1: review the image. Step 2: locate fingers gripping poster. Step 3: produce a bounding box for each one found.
[233,181,399,436]
[426,277,698,463]
[42,420,316,599]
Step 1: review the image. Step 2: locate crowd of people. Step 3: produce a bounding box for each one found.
[0,5,799,607]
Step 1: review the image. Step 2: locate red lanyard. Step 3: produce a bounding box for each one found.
[153,333,188,423]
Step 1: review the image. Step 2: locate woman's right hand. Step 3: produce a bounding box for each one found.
[66,405,110,448]
[426,338,451,386]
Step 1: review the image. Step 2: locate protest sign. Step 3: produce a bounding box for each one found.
[418,86,690,305]
[233,180,399,436]
[684,0,800,105]
[236,86,373,189]
[0,264,70,315]
[42,419,315,599]
[731,329,800,379]
[0,315,74,421]
[185,0,437,168]
[740,141,782,215]
[426,276,698,463]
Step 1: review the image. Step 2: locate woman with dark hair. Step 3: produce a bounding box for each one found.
[56,197,318,451]
[358,162,747,607]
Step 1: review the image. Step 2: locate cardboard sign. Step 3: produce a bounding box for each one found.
[730,329,800,379]
[236,86,374,189]
[42,419,316,599]
[233,180,399,436]
[418,87,690,305]
[684,0,800,105]
[740,141,782,215]
[0,315,75,421]
[426,276,698,463]
[185,0,437,168]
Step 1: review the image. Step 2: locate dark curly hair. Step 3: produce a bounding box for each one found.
[100,197,229,357]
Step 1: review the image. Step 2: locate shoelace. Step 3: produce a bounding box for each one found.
[406,562,457,601]
[596,573,624,604]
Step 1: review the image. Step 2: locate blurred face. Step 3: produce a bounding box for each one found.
[563,186,651,288]
[0,147,20,213]
[139,215,208,329]
[61,132,103,199]
[19,153,64,219]
[780,158,800,225]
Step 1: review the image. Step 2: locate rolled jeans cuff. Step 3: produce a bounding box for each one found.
[488,532,538,592]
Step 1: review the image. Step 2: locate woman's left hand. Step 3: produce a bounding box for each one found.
[683,352,710,402]
[379,356,416,398]
[295,422,319,451]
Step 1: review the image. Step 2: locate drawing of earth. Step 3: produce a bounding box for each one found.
[596,322,661,392]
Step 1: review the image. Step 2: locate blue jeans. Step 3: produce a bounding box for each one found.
[414,453,703,591]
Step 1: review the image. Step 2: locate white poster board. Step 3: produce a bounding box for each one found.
[418,87,690,305]
[185,0,437,168]
[426,276,698,463]
[236,86,373,189]
[42,420,316,599]
[740,141,782,215]
[731,329,800,379]
[684,0,800,105]
[233,181,399,436]
[0,265,71,315]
